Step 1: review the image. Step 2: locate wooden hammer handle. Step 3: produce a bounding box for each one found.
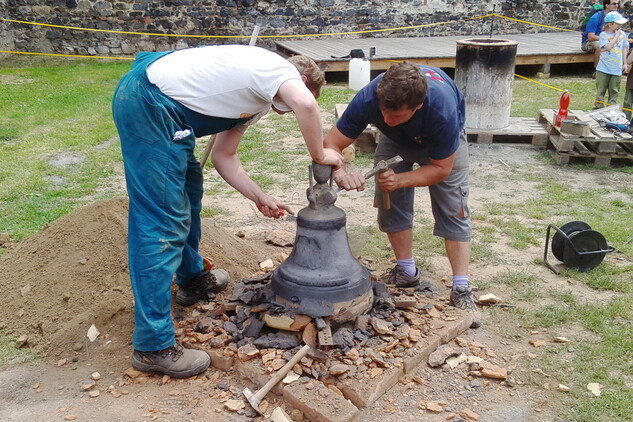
[382,190,391,210]
[255,344,311,400]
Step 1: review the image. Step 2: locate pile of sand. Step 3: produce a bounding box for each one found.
[0,197,278,358]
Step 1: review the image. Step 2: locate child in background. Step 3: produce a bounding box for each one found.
[623,23,633,120]
[595,11,629,108]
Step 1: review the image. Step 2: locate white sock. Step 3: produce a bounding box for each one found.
[397,258,417,277]
[452,275,469,291]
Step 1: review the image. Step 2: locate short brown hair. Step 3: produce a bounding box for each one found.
[287,55,326,94]
[377,62,427,110]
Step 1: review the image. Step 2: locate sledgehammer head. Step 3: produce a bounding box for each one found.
[243,387,264,415]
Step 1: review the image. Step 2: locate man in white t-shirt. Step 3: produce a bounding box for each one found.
[112,45,343,379]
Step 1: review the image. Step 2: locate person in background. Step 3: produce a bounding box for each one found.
[112,45,343,379]
[623,22,633,120]
[583,0,620,76]
[324,62,481,330]
[595,12,629,108]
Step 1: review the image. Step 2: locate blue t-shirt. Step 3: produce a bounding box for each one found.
[582,10,606,46]
[336,65,465,160]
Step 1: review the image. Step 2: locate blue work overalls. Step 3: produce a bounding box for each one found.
[112,52,247,351]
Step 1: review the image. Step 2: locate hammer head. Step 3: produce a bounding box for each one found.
[364,155,403,180]
[243,387,264,415]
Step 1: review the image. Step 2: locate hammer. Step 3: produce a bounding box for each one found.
[243,344,311,415]
[338,155,403,194]
[365,155,403,210]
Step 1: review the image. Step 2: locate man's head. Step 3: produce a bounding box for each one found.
[287,55,326,99]
[604,0,619,12]
[377,62,427,126]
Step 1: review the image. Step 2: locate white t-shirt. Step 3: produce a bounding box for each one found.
[146,45,300,119]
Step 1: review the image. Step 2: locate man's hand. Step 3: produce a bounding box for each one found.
[255,193,294,219]
[377,169,398,192]
[315,148,344,169]
[334,168,366,191]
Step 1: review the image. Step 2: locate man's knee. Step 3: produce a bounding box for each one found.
[582,40,599,53]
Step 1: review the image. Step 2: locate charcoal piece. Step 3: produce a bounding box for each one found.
[307,348,328,362]
[243,317,265,338]
[223,321,238,336]
[215,382,229,391]
[238,290,256,304]
[194,321,210,334]
[235,307,251,324]
[354,330,369,341]
[242,271,273,284]
[229,282,247,302]
[416,281,434,292]
[314,317,327,331]
[252,332,300,349]
[373,297,395,312]
[372,280,390,298]
[333,327,355,348]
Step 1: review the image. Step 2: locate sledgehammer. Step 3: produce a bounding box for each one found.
[243,344,311,415]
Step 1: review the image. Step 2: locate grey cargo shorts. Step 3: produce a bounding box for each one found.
[374,130,471,242]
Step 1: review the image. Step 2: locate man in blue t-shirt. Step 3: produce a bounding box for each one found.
[583,0,621,71]
[324,62,480,329]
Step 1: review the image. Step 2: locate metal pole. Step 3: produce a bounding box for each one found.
[490,5,496,38]
[249,24,261,46]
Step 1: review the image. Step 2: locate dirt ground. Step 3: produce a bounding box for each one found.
[1,140,631,422]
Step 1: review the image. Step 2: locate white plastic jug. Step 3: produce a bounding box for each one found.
[348,58,370,91]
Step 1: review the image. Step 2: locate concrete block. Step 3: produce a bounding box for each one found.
[339,365,404,409]
[283,379,359,422]
[234,358,285,396]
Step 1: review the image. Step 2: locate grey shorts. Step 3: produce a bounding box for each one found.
[375,130,471,242]
[582,39,599,53]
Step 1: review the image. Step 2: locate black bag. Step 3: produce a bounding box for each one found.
[331,49,365,59]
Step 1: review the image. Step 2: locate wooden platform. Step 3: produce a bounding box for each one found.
[466,117,548,147]
[276,32,589,73]
[538,108,633,166]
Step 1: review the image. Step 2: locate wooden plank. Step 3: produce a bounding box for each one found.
[276,32,593,72]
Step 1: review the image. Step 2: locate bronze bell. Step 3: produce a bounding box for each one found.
[270,162,373,323]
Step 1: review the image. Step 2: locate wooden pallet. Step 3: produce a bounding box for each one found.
[551,145,633,165]
[466,117,549,146]
[538,108,633,166]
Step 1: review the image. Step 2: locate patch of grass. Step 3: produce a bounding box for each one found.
[470,241,500,264]
[489,269,540,288]
[513,286,540,302]
[0,333,37,366]
[0,58,130,241]
[535,304,575,327]
[511,74,600,118]
[200,206,230,218]
[559,263,633,293]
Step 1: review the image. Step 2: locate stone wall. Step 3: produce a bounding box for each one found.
[2,0,630,57]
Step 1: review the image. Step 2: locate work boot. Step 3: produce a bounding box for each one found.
[176,268,229,307]
[385,265,420,288]
[131,343,210,378]
[449,286,482,329]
